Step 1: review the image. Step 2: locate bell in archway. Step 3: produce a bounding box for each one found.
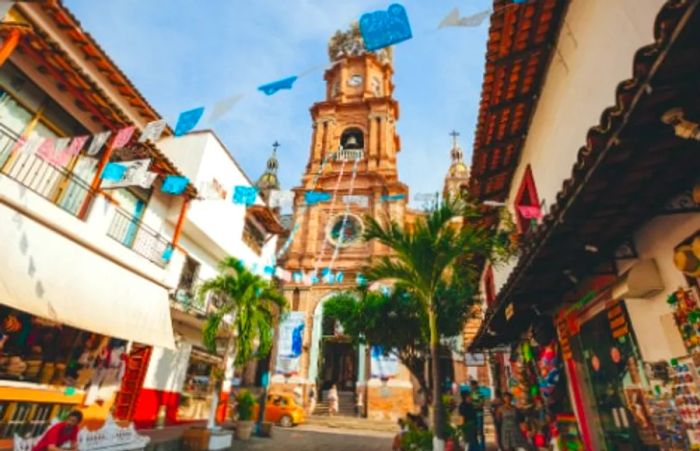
[344,134,360,149]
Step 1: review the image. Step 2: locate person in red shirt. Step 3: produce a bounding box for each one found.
[32,410,82,451]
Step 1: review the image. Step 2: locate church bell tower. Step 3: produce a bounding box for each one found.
[282,23,409,277]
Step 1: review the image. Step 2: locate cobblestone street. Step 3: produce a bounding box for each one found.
[232,425,393,451]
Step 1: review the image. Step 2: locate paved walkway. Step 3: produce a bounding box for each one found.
[232,425,393,450]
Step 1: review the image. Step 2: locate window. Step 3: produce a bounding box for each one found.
[292,288,300,311]
[177,256,201,297]
[243,218,266,255]
[0,62,94,217]
[514,165,542,235]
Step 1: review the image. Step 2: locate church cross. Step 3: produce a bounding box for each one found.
[449,130,460,146]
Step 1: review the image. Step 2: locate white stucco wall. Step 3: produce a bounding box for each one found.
[507,0,665,211]
[160,131,277,271]
[141,342,192,392]
[619,213,700,362]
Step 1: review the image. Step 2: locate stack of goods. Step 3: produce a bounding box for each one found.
[667,288,700,354]
[646,387,686,449]
[672,361,700,448]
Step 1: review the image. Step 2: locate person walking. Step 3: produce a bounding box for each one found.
[293,383,303,406]
[328,384,339,416]
[308,385,317,415]
[490,389,504,450]
[32,410,82,451]
[459,391,479,451]
[497,393,529,451]
[470,380,485,450]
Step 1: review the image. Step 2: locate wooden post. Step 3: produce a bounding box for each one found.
[0,28,21,67]
[171,197,190,247]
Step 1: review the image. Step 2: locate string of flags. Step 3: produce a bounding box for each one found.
[147,1,530,127]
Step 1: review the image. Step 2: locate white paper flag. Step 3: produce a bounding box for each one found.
[269,190,295,208]
[87,131,111,156]
[439,8,491,28]
[138,119,167,143]
[208,94,243,124]
[16,135,44,156]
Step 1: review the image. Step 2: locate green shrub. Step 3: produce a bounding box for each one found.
[401,425,433,450]
[236,389,256,421]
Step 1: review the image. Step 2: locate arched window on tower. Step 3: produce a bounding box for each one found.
[340,128,364,150]
[292,288,300,311]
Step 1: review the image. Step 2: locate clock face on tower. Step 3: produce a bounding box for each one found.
[347,74,363,87]
[326,214,364,248]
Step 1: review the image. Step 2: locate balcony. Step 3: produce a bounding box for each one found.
[0,126,93,219]
[107,207,171,268]
[0,126,173,269]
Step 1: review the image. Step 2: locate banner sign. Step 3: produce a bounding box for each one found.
[371,346,399,379]
[275,312,305,375]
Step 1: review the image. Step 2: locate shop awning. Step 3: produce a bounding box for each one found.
[0,198,176,350]
[472,0,700,350]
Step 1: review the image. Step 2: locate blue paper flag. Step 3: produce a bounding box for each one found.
[162,175,189,195]
[336,271,345,283]
[305,191,332,205]
[174,107,205,137]
[381,193,406,202]
[380,286,391,296]
[258,76,298,96]
[356,274,367,286]
[101,162,127,181]
[162,246,174,262]
[264,265,276,276]
[311,274,320,284]
[359,4,412,51]
[293,272,303,283]
[233,185,258,206]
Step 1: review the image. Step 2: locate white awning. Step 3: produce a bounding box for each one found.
[0,201,175,349]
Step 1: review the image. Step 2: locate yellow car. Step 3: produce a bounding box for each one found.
[252,393,305,427]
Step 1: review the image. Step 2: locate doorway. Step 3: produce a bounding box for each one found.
[319,339,356,392]
[571,303,649,450]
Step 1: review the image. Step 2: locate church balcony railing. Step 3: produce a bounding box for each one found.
[334,148,364,162]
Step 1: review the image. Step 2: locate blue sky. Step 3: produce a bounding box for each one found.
[64,0,491,203]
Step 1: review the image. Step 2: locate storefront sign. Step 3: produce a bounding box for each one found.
[465,353,486,366]
[370,346,399,379]
[274,312,305,375]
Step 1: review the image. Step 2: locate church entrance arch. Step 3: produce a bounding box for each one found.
[308,293,365,395]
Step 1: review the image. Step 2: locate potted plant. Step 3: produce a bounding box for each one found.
[236,389,256,440]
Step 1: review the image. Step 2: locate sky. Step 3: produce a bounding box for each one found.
[63,0,492,204]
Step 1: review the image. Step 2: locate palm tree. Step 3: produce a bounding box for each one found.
[363,200,510,450]
[198,257,287,427]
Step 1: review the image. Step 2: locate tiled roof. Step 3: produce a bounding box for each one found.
[469,0,570,201]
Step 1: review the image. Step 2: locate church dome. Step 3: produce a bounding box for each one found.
[256,142,281,191]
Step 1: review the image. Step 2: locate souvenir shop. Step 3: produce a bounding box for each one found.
[555,229,700,451]
[0,305,127,444]
[499,317,584,451]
